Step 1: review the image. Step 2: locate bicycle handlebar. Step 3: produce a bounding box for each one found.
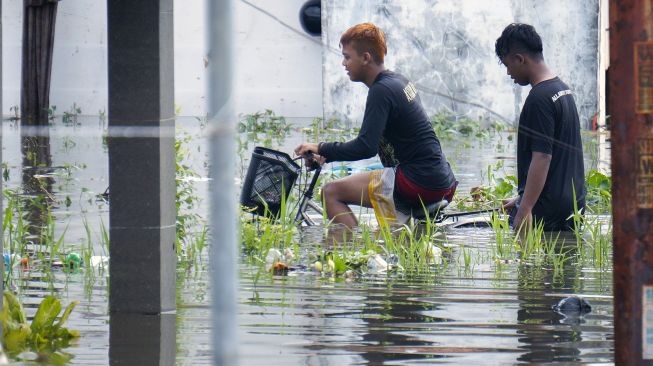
[304,151,322,171]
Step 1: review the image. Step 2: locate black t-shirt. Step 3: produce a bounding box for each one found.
[319,71,455,190]
[516,77,586,230]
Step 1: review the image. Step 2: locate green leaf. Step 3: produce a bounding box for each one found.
[4,324,30,352]
[30,296,62,335]
[4,291,26,324]
[53,301,79,333]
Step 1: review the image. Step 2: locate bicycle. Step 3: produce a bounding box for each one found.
[240,146,496,227]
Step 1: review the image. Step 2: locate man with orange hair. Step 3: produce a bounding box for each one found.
[295,23,456,228]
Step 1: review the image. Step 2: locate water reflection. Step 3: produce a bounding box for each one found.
[109,312,176,365]
[516,261,584,363]
[21,134,55,236]
[357,282,448,364]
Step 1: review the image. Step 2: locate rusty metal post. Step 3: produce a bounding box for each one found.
[610,0,653,364]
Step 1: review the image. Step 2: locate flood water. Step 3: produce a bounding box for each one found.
[1,116,613,364]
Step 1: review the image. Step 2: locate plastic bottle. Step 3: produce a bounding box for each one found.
[66,252,82,271]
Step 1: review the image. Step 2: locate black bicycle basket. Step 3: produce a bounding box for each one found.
[240,147,301,217]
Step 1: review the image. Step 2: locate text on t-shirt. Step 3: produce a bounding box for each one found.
[403,82,418,103]
[551,89,572,103]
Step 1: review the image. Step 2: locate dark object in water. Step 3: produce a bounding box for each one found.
[552,296,592,316]
[449,218,493,229]
[271,262,289,276]
[299,0,321,36]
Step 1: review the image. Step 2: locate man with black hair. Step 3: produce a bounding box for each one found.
[495,23,585,231]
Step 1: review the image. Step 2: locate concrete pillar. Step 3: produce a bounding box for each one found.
[107,0,176,314]
[109,313,175,365]
[609,0,653,364]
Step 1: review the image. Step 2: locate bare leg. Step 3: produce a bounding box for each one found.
[321,171,373,228]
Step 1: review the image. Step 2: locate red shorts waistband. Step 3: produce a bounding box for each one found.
[395,168,457,205]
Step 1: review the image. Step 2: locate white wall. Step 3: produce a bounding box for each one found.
[2,0,324,118]
[233,0,323,118]
[323,0,600,128]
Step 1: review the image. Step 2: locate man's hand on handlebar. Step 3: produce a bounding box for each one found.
[294,142,326,170]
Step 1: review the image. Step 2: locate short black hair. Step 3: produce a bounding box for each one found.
[495,23,543,61]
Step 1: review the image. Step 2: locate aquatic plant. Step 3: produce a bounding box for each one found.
[236,111,295,160]
[240,189,298,259]
[40,204,68,270]
[239,110,291,136]
[175,131,206,266]
[489,211,513,259]
[301,116,358,143]
[62,136,77,152]
[454,161,516,211]
[98,108,107,123]
[430,111,506,140]
[461,245,473,271]
[1,291,79,362]
[3,190,29,268]
[62,103,82,125]
[585,169,611,213]
[2,162,9,182]
[99,219,110,253]
[583,215,612,268]
[9,105,20,121]
[47,105,56,121]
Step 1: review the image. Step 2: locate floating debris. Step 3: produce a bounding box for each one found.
[265,248,294,275]
[552,296,592,316]
[367,254,388,274]
[271,262,289,275]
[313,261,322,272]
[66,252,82,271]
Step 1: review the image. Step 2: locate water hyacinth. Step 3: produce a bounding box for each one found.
[1,291,79,361]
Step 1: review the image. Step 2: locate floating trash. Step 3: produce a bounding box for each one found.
[3,254,23,271]
[265,249,283,272]
[313,261,322,272]
[66,253,82,271]
[344,270,356,279]
[367,254,388,274]
[271,262,289,275]
[265,248,294,274]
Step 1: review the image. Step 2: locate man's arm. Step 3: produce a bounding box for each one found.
[319,85,390,162]
[513,151,552,231]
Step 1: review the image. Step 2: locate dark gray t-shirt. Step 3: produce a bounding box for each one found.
[516,77,586,230]
[319,71,455,190]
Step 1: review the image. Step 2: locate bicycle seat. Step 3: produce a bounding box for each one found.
[410,199,449,220]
